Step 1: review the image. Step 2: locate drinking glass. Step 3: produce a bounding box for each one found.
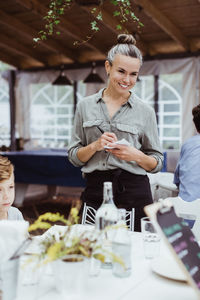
[141,217,160,259]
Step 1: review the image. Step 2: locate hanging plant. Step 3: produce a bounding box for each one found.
[33,0,143,44]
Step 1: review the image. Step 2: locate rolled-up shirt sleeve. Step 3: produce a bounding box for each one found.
[141,107,164,173]
[68,103,85,167]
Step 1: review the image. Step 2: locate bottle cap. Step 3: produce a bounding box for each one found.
[103,182,112,189]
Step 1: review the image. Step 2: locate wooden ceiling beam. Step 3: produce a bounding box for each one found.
[149,38,200,56]
[134,0,189,51]
[81,6,148,55]
[0,34,45,65]
[18,57,44,69]
[0,9,77,61]
[15,0,105,54]
[0,51,19,69]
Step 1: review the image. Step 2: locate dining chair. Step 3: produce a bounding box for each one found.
[147,172,179,202]
[81,203,135,231]
[161,196,200,240]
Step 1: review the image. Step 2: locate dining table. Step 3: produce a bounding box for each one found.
[15,228,198,300]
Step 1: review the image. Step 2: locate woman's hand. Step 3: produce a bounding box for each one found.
[93,132,118,152]
[77,132,118,163]
[106,144,157,171]
[106,144,139,161]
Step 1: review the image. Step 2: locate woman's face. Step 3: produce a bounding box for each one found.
[0,173,15,214]
[105,54,140,95]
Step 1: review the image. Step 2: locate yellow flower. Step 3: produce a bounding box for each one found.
[47,242,63,261]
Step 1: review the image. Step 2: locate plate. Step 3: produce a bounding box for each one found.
[151,257,187,282]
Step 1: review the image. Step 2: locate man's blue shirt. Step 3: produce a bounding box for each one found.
[174,134,200,202]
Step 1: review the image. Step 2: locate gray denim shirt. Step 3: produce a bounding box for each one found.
[68,88,163,175]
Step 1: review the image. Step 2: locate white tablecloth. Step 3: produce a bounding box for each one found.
[16,231,198,300]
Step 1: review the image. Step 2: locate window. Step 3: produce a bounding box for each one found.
[30,82,86,148]
[158,74,182,150]
[133,75,154,108]
[0,61,12,148]
[132,73,182,150]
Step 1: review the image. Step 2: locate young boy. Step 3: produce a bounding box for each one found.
[0,155,24,220]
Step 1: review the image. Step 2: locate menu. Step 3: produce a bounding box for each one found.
[144,202,200,297]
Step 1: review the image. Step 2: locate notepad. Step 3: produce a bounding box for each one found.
[104,138,130,149]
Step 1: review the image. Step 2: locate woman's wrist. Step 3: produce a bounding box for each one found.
[90,140,98,152]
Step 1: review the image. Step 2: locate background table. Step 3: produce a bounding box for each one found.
[1,149,85,206]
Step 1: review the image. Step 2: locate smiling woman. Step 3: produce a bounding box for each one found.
[68,34,164,232]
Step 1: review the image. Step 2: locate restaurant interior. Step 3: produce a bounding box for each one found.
[0,1,200,299]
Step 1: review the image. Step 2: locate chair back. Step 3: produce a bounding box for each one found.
[162,197,200,240]
[81,203,135,231]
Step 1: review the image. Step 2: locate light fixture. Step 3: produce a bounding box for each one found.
[83,62,104,84]
[52,66,72,86]
[75,0,103,5]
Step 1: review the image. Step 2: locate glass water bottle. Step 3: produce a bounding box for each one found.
[95,181,118,269]
[112,209,132,277]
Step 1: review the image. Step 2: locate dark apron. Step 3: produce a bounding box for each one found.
[81,169,153,232]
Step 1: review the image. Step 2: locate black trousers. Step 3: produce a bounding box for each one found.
[81,169,153,232]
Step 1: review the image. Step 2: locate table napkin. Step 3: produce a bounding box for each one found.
[0,220,29,262]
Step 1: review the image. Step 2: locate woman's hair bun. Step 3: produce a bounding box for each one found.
[192,104,200,117]
[117,34,136,45]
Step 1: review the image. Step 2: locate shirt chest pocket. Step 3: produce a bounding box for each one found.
[115,123,141,149]
[83,120,103,142]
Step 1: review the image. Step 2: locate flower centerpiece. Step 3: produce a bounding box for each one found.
[26,205,126,297]
[28,205,123,266]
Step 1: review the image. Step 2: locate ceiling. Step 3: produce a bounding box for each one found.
[0,0,200,70]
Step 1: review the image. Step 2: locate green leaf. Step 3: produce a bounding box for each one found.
[41,35,47,40]
[116,24,122,30]
[125,9,129,15]
[91,21,99,32]
[110,0,118,6]
[96,12,102,21]
[33,38,40,43]
[56,31,61,35]
[91,7,97,13]
[113,10,120,17]
[54,20,60,25]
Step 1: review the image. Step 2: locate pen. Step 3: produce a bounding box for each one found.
[96,126,104,134]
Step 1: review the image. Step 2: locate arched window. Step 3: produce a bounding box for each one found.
[31,84,74,148]
[132,73,182,150]
[30,82,87,148]
[158,74,182,150]
[0,74,9,147]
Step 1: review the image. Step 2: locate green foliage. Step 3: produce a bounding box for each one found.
[34,0,143,44]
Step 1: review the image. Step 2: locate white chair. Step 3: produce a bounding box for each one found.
[81,203,135,231]
[162,197,200,240]
[148,172,179,202]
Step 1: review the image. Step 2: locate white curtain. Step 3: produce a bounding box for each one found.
[139,57,200,143]
[15,57,200,143]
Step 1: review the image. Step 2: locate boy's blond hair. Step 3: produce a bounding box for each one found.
[0,155,14,182]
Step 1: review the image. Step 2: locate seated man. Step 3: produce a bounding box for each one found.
[174,104,200,202]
